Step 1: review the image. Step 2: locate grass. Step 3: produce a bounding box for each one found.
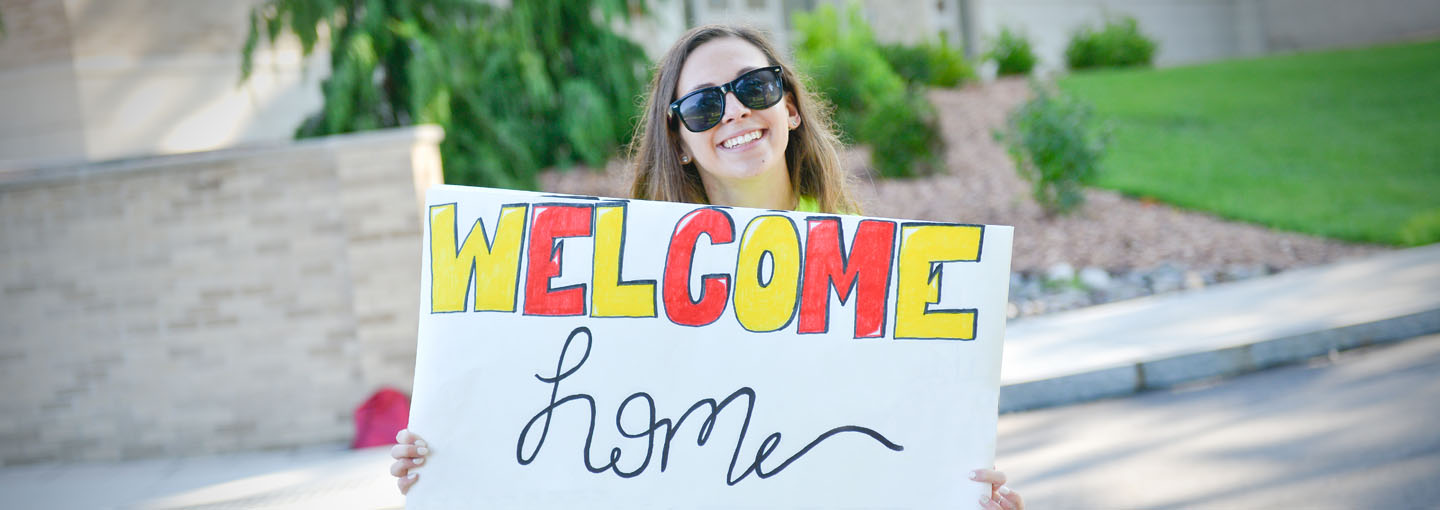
[1059,39,1440,246]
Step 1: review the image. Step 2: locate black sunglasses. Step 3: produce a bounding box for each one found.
[669,66,785,132]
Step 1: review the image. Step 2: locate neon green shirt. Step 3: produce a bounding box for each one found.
[795,195,821,213]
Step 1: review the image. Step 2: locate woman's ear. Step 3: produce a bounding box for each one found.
[785,94,801,130]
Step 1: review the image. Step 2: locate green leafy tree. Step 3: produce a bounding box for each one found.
[241,0,650,189]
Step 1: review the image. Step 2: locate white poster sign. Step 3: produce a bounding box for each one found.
[408,185,1013,508]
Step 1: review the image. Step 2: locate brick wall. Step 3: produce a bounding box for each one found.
[0,125,443,464]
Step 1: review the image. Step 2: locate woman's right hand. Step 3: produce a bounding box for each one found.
[390,429,429,495]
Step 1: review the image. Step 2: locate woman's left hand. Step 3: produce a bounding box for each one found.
[971,468,1024,510]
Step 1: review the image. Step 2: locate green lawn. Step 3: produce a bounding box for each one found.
[1059,39,1440,246]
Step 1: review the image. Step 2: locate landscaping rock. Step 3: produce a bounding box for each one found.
[1078,267,1111,290]
[1045,263,1076,284]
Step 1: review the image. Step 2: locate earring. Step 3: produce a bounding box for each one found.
[680,154,691,164]
[789,117,800,129]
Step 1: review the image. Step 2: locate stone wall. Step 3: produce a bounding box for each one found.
[0,125,443,465]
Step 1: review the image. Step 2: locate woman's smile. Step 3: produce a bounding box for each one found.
[718,128,767,151]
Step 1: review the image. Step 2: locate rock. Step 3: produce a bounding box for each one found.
[1146,263,1187,294]
[1184,271,1207,290]
[1221,263,1266,282]
[1045,263,1075,284]
[1078,267,1111,290]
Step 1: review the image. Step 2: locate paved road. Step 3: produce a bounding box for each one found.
[997,333,1440,509]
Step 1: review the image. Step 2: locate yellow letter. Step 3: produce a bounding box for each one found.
[429,203,527,313]
[733,215,801,332]
[895,224,982,340]
[591,205,656,317]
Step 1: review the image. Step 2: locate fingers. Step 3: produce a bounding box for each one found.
[396,472,419,495]
[391,430,427,496]
[390,429,430,461]
[978,495,1004,510]
[389,442,430,461]
[972,468,1016,510]
[969,468,1007,487]
[997,485,1025,510]
[395,428,422,445]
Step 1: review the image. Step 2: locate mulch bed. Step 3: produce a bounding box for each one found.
[539,77,1384,273]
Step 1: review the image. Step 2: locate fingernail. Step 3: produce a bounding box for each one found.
[416,447,429,456]
[415,440,427,449]
[979,496,991,506]
[970,470,981,480]
[998,486,1012,495]
[409,472,418,480]
[414,457,424,465]
[395,429,406,442]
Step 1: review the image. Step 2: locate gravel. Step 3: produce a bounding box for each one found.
[538,77,1387,316]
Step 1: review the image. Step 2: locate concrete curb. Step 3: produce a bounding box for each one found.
[999,308,1440,413]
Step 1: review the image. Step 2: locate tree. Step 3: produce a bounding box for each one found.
[241,0,651,189]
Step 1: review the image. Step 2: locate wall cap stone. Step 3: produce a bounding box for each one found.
[0,125,445,189]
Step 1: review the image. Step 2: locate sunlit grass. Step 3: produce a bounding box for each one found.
[1061,39,1440,246]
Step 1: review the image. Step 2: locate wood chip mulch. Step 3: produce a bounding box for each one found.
[539,77,1385,272]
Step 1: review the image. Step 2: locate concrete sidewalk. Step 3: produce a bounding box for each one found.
[4,244,1437,509]
[1000,243,1440,412]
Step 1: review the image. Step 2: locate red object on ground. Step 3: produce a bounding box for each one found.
[352,387,411,449]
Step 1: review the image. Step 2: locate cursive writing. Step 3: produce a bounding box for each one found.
[516,326,904,485]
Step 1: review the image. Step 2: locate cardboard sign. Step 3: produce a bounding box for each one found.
[407,185,1013,508]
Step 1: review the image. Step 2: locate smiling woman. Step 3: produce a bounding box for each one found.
[390,24,1026,510]
[628,25,859,215]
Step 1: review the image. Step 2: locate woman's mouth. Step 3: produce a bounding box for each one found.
[718,129,766,150]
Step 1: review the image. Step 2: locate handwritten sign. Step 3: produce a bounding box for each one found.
[407,185,1014,508]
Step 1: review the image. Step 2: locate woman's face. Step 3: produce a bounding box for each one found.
[673,37,797,185]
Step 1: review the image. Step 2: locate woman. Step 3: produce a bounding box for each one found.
[391,24,1024,510]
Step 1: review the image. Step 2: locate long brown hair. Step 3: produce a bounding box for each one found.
[628,25,860,214]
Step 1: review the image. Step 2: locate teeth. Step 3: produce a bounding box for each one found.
[722,131,761,148]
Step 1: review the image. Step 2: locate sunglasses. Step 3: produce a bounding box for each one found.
[669,66,785,132]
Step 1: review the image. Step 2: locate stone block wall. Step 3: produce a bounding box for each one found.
[0,126,443,465]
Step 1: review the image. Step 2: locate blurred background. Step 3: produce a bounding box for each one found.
[1,0,1437,508]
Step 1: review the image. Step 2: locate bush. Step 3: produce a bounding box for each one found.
[880,39,975,88]
[1065,16,1158,70]
[996,82,1108,216]
[794,4,943,178]
[986,27,1037,76]
[242,0,649,190]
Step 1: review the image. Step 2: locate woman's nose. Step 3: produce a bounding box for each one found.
[720,91,751,124]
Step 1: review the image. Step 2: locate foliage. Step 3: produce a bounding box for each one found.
[986,26,1037,76]
[241,0,649,190]
[880,38,975,88]
[1065,16,1158,70]
[997,82,1108,216]
[793,3,943,178]
[1061,39,1440,246]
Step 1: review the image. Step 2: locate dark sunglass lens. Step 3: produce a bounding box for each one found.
[735,69,782,110]
[679,89,724,131]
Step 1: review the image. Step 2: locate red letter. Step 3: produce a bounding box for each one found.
[663,208,735,326]
[524,204,593,316]
[798,218,896,337]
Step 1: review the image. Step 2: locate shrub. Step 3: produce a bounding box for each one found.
[880,39,975,88]
[996,82,1108,216]
[241,0,649,190]
[1065,16,1158,70]
[794,4,943,178]
[986,27,1037,76]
